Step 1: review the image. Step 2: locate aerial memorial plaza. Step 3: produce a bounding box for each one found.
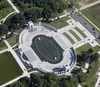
[18,21,76,75]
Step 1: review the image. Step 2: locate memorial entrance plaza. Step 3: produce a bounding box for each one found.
[18,18,99,75]
[18,21,76,75]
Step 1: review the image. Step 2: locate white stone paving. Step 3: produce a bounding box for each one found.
[65,30,78,43]
[71,28,84,40]
[59,33,72,46]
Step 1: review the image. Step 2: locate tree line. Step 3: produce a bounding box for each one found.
[0,0,67,38]
[7,73,78,87]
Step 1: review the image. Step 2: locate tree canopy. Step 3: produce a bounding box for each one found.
[7,73,78,87]
[0,0,67,37]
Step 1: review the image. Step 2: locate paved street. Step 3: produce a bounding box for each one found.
[68,9,100,39]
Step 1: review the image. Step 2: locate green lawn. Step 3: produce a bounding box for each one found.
[43,16,70,29]
[0,42,7,51]
[7,34,18,46]
[0,52,23,84]
[85,60,99,87]
[0,0,14,20]
[63,32,75,44]
[75,27,87,38]
[81,3,100,29]
[69,30,81,41]
[76,43,100,55]
[28,68,35,72]
[76,43,100,86]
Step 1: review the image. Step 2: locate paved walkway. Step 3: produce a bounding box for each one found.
[79,0,100,10]
[0,75,25,87]
[66,30,78,43]
[1,11,16,23]
[4,40,29,77]
[71,28,84,40]
[68,8,100,39]
[0,0,19,24]
[77,84,82,87]
[7,0,19,13]
[95,51,100,87]
[0,49,8,54]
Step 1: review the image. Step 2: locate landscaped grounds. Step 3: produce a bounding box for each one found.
[76,43,100,55]
[63,32,75,44]
[82,3,100,29]
[75,43,100,87]
[69,29,81,41]
[0,52,23,84]
[0,0,14,20]
[75,27,87,38]
[44,16,69,29]
[0,42,7,51]
[7,34,19,46]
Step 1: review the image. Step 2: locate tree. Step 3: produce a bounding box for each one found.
[91,53,99,61]
[0,24,9,37]
[78,73,87,83]
[30,74,43,87]
[88,48,94,54]
[24,7,43,21]
[44,73,57,87]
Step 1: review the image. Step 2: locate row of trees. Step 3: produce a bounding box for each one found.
[12,0,67,21]
[7,73,78,87]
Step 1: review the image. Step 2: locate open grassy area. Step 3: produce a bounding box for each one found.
[76,43,100,55]
[0,42,7,51]
[44,16,70,29]
[63,32,75,44]
[0,0,14,20]
[75,27,87,38]
[7,34,19,46]
[81,3,100,29]
[76,43,100,86]
[0,52,23,84]
[69,29,81,41]
[85,60,99,87]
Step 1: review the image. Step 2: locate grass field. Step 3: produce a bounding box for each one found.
[76,43,100,86]
[43,16,70,29]
[7,34,19,46]
[81,3,100,29]
[0,42,7,51]
[69,30,81,41]
[85,60,99,87]
[75,27,87,38]
[63,32,75,44]
[76,43,100,55]
[0,0,14,20]
[31,35,63,64]
[0,52,23,84]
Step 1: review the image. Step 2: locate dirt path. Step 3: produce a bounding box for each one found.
[79,0,100,10]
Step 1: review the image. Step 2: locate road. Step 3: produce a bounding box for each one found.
[68,9,100,39]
